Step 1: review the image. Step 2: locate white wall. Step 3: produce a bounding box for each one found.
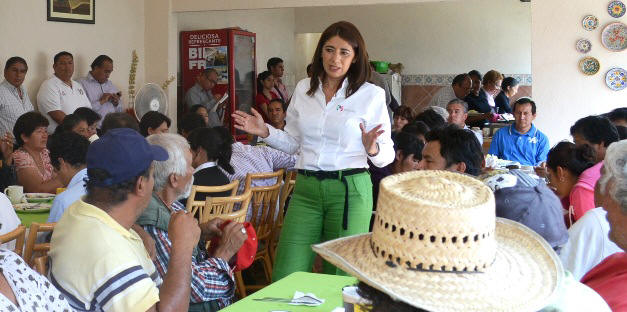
[176,8,297,88]
[0,0,145,110]
[172,0,454,12]
[294,0,531,75]
[532,1,627,144]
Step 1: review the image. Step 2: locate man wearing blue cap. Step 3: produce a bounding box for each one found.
[49,128,201,312]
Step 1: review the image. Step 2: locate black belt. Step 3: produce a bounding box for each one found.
[297,168,368,230]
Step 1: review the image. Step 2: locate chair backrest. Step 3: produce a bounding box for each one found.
[33,255,48,276]
[277,170,297,232]
[199,189,253,224]
[23,222,56,266]
[244,169,285,242]
[0,225,26,256]
[186,180,240,216]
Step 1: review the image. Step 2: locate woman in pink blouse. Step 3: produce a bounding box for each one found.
[546,142,597,227]
[11,111,62,193]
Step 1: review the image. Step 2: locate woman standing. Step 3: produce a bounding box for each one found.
[494,77,520,114]
[254,70,279,122]
[233,21,394,280]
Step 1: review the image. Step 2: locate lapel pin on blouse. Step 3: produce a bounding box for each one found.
[336,104,344,112]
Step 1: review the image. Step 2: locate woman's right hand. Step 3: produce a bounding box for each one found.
[232,108,270,138]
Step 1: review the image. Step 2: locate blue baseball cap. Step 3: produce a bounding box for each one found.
[86,128,168,187]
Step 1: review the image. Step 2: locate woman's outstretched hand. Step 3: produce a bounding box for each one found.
[232,108,270,138]
[360,123,383,156]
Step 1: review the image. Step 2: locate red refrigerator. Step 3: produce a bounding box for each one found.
[180,28,256,138]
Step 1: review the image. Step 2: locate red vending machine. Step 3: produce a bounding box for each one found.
[180,28,256,138]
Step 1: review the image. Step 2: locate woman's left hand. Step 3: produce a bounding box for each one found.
[360,123,384,156]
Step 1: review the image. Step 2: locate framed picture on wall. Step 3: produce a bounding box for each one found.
[47,0,95,24]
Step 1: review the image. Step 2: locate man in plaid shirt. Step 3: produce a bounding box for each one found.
[137,133,247,311]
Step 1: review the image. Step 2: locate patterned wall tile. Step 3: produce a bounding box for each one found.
[401,74,532,86]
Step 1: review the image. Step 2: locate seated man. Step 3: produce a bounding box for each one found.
[488,98,549,166]
[138,133,246,311]
[446,99,483,145]
[605,107,627,127]
[49,128,201,312]
[428,73,471,109]
[36,51,91,133]
[101,111,139,134]
[419,124,484,176]
[582,140,627,311]
[267,98,287,131]
[47,132,90,222]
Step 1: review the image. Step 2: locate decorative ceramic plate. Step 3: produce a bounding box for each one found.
[609,1,626,18]
[606,67,627,90]
[583,15,599,31]
[602,22,627,51]
[576,39,592,53]
[579,57,600,75]
[13,203,51,213]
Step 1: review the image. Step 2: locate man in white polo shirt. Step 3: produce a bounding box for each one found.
[37,51,90,133]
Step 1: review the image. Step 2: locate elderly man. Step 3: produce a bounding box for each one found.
[37,51,91,133]
[446,99,483,145]
[428,73,471,109]
[0,57,34,136]
[488,98,549,166]
[137,133,246,311]
[582,140,627,311]
[185,68,223,127]
[49,128,200,312]
[418,124,484,176]
[79,55,123,126]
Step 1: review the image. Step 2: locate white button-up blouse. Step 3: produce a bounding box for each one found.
[263,78,394,171]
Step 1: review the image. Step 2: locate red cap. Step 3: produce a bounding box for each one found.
[209,221,257,272]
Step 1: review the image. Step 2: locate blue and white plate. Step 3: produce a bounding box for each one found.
[606,67,627,91]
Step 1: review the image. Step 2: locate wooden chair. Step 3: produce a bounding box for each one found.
[241,169,284,295]
[23,222,56,266]
[186,180,239,217]
[270,170,297,264]
[33,255,48,276]
[0,225,26,256]
[202,190,252,299]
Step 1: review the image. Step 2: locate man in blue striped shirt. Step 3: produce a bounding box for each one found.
[489,98,550,166]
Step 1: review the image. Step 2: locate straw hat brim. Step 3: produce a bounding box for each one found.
[312,218,563,312]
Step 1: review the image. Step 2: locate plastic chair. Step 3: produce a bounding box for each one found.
[23,222,55,266]
[0,225,26,256]
[186,180,239,217]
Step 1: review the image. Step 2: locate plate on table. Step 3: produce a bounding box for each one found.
[579,57,601,75]
[609,1,626,18]
[606,67,627,91]
[576,39,592,53]
[583,15,599,31]
[14,202,51,213]
[25,193,55,203]
[602,22,627,51]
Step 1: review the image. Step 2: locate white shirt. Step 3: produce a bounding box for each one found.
[193,161,217,174]
[428,85,459,109]
[464,125,484,146]
[0,193,21,250]
[36,75,91,133]
[559,207,622,280]
[482,88,496,108]
[263,78,394,171]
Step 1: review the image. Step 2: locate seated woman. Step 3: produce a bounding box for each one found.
[267,98,287,130]
[546,141,596,227]
[138,111,171,136]
[190,104,210,126]
[0,249,73,311]
[73,106,102,141]
[254,70,278,122]
[392,106,414,135]
[54,113,90,138]
[481,70,503,113]
[12,112,62,193]
[494,77,520,114]
[178,112,206,138]
[187,127,234,199]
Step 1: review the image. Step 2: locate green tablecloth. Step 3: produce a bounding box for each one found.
[16,211,50,227]
[222,272,357,312]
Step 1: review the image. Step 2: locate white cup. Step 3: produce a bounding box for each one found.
[4,185,24,204]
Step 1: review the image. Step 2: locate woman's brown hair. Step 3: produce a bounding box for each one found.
[482,70,504,86]
[307,21,371,98]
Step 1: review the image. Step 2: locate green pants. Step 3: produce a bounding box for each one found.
[272,171,373,281]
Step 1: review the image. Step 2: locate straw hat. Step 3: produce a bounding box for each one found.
[313,170,562,312]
